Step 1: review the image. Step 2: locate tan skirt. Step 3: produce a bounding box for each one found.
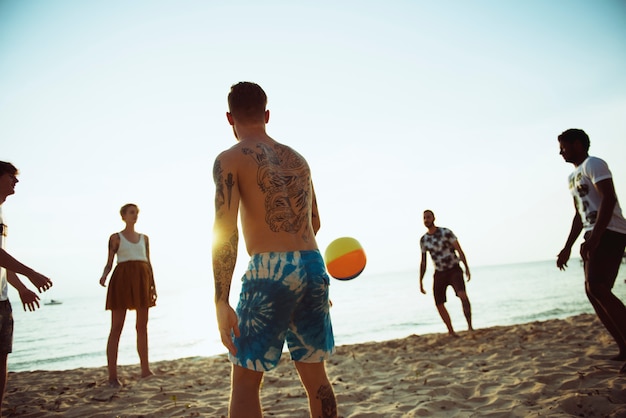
[106,261,156,310]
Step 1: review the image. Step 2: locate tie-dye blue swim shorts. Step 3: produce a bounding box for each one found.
[230,250,335,371]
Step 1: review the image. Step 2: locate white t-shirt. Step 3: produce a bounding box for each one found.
[0,207,8,301]
[569,156,626,234]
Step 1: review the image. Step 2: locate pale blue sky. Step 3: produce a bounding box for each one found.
[1,0,625,299]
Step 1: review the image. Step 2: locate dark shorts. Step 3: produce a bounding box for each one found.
[231,250,335,372]
[433,265,466,305]
[584,229,626,287]
[0,300,14,354]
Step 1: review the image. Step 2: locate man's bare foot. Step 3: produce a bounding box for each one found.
[108,379,122,388]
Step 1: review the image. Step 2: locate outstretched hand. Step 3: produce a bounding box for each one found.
[216,301,240,355]
[27,271,53,293]
[18,288,41,312]
[556,247,571,270]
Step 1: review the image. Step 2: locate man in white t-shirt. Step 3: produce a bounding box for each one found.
[556,129,626,374]
[0,161,53,413]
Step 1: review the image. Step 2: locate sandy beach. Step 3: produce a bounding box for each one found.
[5,313,626,417]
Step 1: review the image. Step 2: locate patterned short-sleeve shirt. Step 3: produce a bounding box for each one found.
[420,227,459,271]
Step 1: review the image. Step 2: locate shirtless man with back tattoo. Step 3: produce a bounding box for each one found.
[212,82,337,418]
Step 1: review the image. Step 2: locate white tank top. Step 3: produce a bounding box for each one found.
[116,232,148,263]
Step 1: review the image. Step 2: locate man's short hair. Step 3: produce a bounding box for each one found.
[558,129,590,152]
[228,82,267,123]
[0,161,18,177]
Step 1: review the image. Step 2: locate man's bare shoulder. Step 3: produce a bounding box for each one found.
[215,142,245,161]
[213,144,248,177]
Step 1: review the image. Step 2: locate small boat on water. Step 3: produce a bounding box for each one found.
[44,299,63,306]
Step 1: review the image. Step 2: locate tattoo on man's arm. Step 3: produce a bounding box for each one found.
[213,159,225,212]
[226,173,235,209]
[213,229,238,303]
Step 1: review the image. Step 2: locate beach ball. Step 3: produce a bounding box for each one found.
[324,237,367,280]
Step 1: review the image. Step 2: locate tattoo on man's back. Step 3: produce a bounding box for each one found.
[242,143,312,237]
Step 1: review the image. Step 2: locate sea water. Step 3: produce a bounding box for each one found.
[8,259,626,372]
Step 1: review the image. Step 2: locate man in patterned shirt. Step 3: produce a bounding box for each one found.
[556,129,626,374]
[419,209,473,336]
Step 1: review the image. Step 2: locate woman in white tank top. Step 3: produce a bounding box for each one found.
[99,203,157,387]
